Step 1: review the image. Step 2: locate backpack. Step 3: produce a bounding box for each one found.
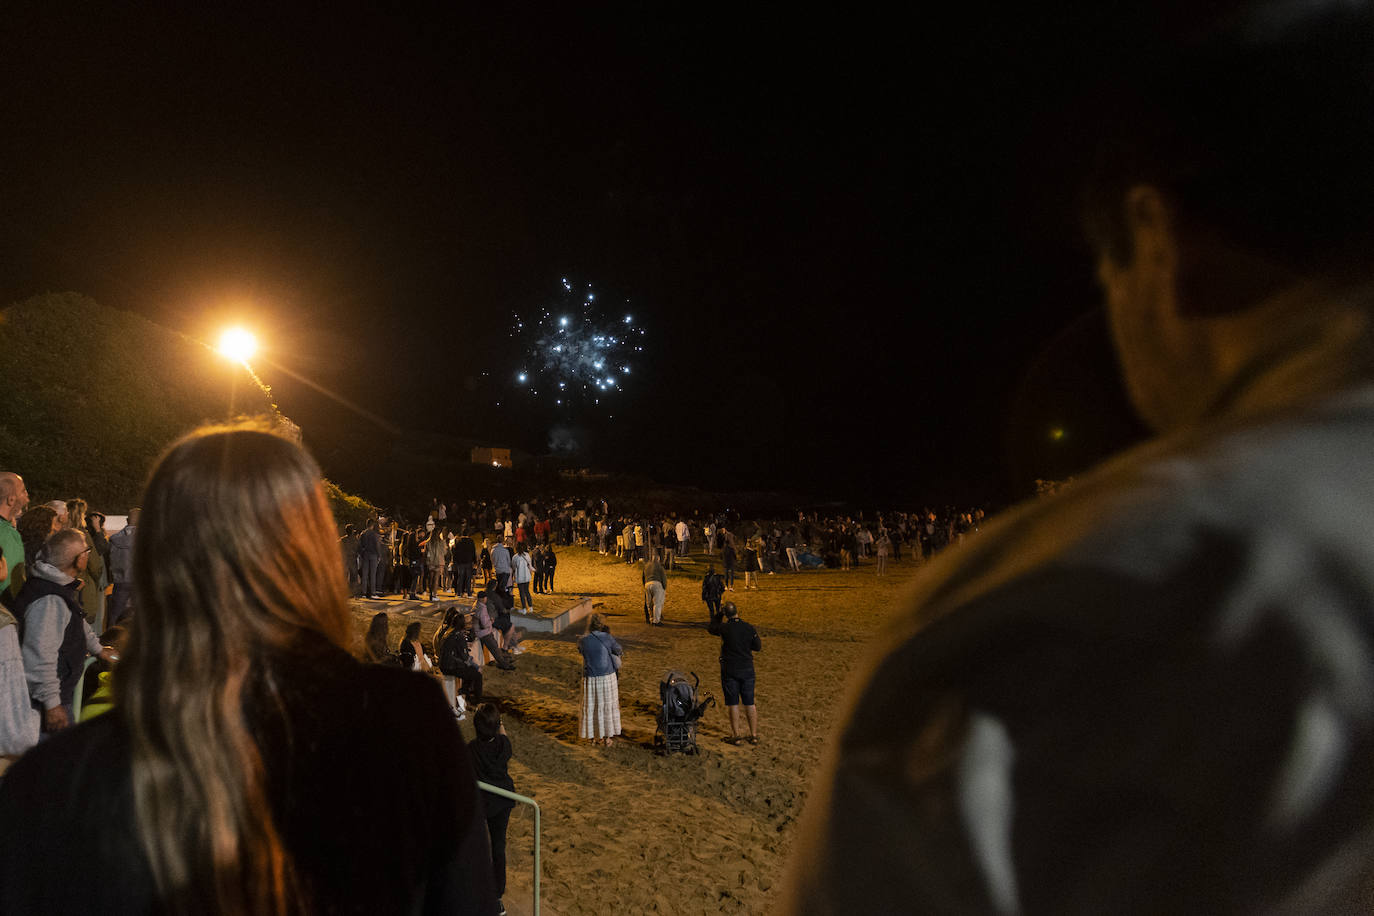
[439,629,469,675]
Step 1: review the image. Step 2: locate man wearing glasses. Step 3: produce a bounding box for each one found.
[12,529,116,734]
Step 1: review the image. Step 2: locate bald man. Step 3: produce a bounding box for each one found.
[0,473,29,603]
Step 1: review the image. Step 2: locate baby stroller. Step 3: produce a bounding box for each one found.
[655,670,715,755]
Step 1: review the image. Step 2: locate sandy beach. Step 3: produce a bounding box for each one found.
[353,544,923,915]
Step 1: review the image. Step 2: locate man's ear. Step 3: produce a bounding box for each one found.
[1122,185,1178,275]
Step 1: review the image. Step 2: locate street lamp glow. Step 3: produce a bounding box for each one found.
[218,327,258,362]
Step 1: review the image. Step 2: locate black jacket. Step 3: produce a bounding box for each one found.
[470,734,515,815]
[452,535,477,565]
[0,642,497,915]
[13,572,88,707]
[709,616,761,672]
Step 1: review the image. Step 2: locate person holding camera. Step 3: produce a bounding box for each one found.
[709,601,761,746]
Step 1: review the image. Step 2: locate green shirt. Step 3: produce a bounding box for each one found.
[0,516,21,599]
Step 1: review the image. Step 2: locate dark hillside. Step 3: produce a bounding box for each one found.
[0,292,375,525]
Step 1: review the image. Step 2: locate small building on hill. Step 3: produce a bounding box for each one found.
[471,446,513,468]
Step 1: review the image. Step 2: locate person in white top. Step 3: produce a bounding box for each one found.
[675,520,689,557]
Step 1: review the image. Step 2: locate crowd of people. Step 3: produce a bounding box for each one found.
[0,431,504,913]
[339,496,985,599]
[1,451,982,913]
[4,7,1373,912]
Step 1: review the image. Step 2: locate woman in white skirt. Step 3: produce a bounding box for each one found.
[577,614,622,746]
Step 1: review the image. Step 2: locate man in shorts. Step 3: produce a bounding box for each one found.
[709,601,760,745]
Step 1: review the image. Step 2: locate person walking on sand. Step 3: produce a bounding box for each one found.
[577,614,622,746]
[874,530,891,577]
[709,602,760,745]
[742,537,761,590]
[643,556,667,625]
[722,539,737,592]
[701,564,725,625]
[511,543,533,610]
[479,537,493,587]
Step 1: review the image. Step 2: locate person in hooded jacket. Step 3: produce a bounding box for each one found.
[13,529,116,734]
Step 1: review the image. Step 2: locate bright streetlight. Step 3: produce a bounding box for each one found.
[218,327,258,362]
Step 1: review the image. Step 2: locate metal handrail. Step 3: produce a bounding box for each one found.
[477,781,541,916]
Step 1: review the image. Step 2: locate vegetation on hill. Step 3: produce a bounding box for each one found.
[0,292,376,522]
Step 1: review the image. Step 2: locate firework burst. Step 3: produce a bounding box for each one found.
[510,278,645,410]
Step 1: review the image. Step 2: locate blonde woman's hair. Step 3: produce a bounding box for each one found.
[65,497,88,531]
[118,424,352,914]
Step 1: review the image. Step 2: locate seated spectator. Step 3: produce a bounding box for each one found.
[397,621,433,673]
[474,590,516,671]
[436,609,482,717]
[362,611,400,665]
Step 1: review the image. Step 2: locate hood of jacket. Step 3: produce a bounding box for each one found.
[30,559,76,587]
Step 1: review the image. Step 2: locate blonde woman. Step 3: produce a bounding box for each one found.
[63,497,106,626]
[0,425,496,914]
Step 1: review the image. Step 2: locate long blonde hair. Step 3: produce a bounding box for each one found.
[65,497,88,531]
[118,424,352,914]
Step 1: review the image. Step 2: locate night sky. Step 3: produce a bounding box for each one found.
[2,6,1155,506]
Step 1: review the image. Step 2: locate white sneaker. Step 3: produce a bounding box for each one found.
[453,708,466,720]
[512,646,526,655]
[456,695,467,713]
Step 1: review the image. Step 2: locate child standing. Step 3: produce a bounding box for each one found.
[470,704,516,916]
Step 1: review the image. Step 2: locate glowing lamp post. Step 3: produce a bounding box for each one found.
[218,327,258,363]
[216,327,271,417]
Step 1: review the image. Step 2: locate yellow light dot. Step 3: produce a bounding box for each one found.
[1050,427,1065,442]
